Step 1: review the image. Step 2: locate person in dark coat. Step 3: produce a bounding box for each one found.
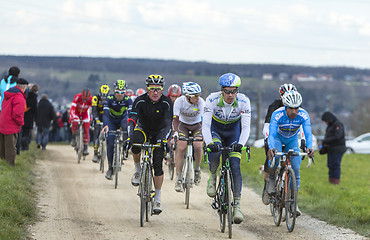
[36,94,56,150]
[21,84,38,150]
[321,111,346,185]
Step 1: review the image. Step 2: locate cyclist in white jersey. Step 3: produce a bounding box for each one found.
[202,73,251,224]
[173,82,205,192]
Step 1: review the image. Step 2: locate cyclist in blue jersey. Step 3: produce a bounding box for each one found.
[101,80,133,180]
[266,90,315,216]
[202,73,251,224]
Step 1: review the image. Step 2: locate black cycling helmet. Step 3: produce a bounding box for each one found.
[146,74,164,86]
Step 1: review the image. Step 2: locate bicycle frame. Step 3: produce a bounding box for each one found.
[205,145,250,239]
[132,142,161,227]
[271,149,311,232]
[108,129,124,189]
[177,135,203,209]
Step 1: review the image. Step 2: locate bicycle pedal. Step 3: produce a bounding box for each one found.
[211,202,218,209]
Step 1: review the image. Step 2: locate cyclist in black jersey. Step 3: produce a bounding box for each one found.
[92,84,110,163]
[261,83,297,205]
[126,74,173,215]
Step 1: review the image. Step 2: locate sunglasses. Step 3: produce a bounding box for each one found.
[222,88,238,94]
[147,87,163,93]
[115,90,125,94]
[188,94,201,98]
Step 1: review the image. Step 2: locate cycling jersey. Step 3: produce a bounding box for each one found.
[70,93,92,144]
[92,94,107,121]
[70,93,92,121]
[202,91,251,146]
[128,93,172,140]
[268,106,313,149]
[173,95,205,125]
[103,94,132,121]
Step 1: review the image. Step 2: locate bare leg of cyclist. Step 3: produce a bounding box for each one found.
[174,141,186,192]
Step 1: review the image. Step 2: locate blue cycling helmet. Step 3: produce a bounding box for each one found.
[219,73,241,88]
[182,82,201,95]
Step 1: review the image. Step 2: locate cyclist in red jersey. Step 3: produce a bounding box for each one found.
[70,89,93,155]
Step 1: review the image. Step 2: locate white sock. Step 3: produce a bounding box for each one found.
[134,162,141,172]
[155,189,161,202]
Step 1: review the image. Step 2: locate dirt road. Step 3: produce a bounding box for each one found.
[29,145,365,240]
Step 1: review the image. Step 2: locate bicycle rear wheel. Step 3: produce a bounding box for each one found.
[226,170,233,239]
[285,168,297,232]
[168,149,175,180]
[273,174,283,226]
[140,163,148,227]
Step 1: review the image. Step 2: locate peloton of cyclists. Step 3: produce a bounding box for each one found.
[101,80,133,180]
[91,84,110,163]
[70,89,93,155]
[266,90,315,216]
[202,73,252,224]
[126,74,173,214]
[173,82,205,192]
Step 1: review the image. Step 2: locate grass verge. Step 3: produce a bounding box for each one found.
[0,143,37,240]
[239,147,369,237]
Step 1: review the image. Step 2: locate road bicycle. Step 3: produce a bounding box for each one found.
[269,148,313,232]
[132,142,162,227]
[97,129,107,173]
[176,133,203,209]
[74,119,85,164]
[204,145,251,239]
[108,129,126,189]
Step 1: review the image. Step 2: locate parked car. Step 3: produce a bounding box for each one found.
[345,133,370,154]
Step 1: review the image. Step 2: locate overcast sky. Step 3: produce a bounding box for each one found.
[2,0,370,68]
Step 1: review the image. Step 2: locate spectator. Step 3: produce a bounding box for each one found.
[36,94,56,150]
[61,107,71,142]
[0,78,28,166]
[49,111,62,142]
[0,66,20,112]
[21,84,39,150]
[321,111,346,185]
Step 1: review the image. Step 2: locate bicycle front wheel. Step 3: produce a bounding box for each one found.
[140,163,148,227]
[285,168,297,232]
[100,140,106,173]
[146,164,153,222]
[226,170,233,239]
[273,174,283,226]
[218,175,226,233]
[77,129,83,163]
[185,158,191,209]
[114,143,120,189]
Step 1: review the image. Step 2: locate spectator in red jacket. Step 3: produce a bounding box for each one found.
[0,78,28,166]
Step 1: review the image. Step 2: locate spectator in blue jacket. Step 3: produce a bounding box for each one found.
[0,66,20,112]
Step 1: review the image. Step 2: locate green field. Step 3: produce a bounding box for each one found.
[239,147,370,237]
[0,144,37,240]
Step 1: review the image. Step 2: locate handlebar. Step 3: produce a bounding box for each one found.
[271,149,314,168]
[204,145,251,163]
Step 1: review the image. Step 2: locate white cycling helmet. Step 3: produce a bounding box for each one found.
[282,90,302,108]
[279,83,297,95]
[182,82,201,95]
